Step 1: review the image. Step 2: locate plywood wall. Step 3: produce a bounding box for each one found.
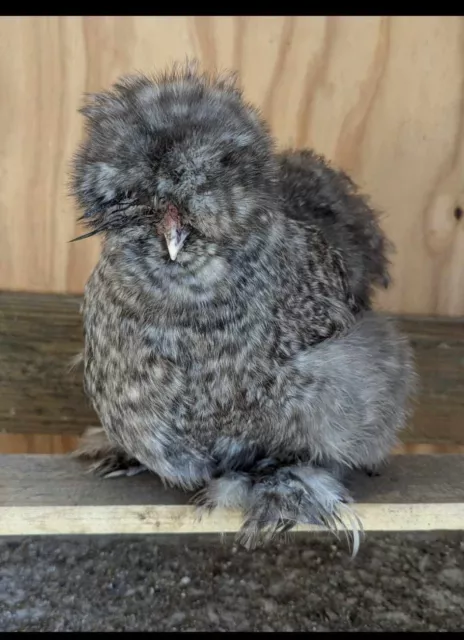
[1,16,463,315]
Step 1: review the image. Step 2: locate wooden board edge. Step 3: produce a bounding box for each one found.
[2,434,464,456]
[1,503,464,536]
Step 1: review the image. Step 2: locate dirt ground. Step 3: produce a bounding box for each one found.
[0,532,463,631]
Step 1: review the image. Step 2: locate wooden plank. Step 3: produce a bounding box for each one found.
[3,454,464,506]
[0,455,463,536]
[3,434,464,456]
[0,434,79,454]
[398,316,464,444]
[0,292,96,435]
[3,504,464,537]
[1,18,464,316]
[1,292,463,444]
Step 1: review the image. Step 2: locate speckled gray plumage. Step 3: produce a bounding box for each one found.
[71,63,416,550]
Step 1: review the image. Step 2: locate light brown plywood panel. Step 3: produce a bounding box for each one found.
[0,17,463,314]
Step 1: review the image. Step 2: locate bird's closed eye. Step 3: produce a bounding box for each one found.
[113,192,150,211]
[220,152,238,168]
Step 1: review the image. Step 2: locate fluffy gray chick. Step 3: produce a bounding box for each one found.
[71,64,416,551]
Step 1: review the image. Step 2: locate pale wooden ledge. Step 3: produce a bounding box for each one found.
[0,455,464,536]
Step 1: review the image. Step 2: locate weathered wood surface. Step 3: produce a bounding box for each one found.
[0,455,463,536]
[399,316,464,444]
[2,435,464,456]
[1,292,463,444]
[0,292,93,435]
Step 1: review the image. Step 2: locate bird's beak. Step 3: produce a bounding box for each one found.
[164,225,190,261]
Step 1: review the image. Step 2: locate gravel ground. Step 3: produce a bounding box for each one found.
[0,532,463,631]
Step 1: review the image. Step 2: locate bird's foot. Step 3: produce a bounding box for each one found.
[86,454,149,479]
[72,427,148,479]
[363,465,382,478]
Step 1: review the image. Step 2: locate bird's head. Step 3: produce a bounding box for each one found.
[70,63,278,261]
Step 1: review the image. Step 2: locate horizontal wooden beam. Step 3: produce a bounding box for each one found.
[0,454,463,536]
[2,433,464,456]
[1,291,464,444]
[0,292,94,435]
[399,315,464,444]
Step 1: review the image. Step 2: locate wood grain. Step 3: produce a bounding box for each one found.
[2,435,464,456]
[0,434,79,454]
[1,454,464,536]
[0,292,95,436]
[400,316,464,444]
[1,292,463,450]
[4,503,463,537]
[0,17,463,314]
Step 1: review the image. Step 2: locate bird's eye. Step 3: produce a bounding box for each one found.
[220,152,237,167]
